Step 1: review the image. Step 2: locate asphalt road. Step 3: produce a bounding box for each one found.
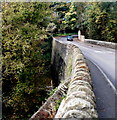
[58,37,117,119]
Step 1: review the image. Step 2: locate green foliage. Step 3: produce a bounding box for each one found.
[84,3,103,40]
[2,2,52,119]
[55,96,65,111]
[53,32,77,37]
[50,2,71,33]
[100,2,117,42]
[52,2,116,42]
[2,2,117,119]
[84,2,117,42]
[62,3,77,31]
[47,87,58,97]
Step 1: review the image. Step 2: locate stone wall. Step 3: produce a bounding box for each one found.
[51,38,75,86]
[30,78,71,119]
[30,38,98,119]
[85,39,117,49]
[54,45,97,118]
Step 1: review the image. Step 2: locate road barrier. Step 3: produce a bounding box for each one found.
[54,44,98,118]
[30,38,98,119]
[85,39,117,49]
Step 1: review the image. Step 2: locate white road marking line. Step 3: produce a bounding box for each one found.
[90,60,117,95]
[56,39,116,94]
[94,51,102,53]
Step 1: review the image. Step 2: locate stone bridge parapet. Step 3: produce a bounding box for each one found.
[30,38,98,119]
[85,39,117,49]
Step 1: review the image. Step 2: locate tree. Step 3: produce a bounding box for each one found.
[84,2,116,42]
[62,3,77,32]
[50,2,70,33]
[84,2,102,40]
[100,2,117,42]
[2,2,52,119]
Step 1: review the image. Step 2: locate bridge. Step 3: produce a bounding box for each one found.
[30,36,117,119]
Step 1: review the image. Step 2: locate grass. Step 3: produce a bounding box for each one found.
[47,87,58,97]
[55,96,66,111]
[53,33,77,37]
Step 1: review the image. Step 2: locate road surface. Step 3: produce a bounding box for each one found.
[58,37,117,119]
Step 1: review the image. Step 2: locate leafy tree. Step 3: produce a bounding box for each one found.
[62,3,77,32]
[2,2,117,119]
[2,2,52,119]
[75,2,87,35]
[50,2,70,33]
[84,2,103,40]
[100,2,117,42]
[84,2,117,42]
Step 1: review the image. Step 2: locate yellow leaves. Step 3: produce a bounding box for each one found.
[46,22,56,32]
[71,18,76,22]
[62,21,67,24]
[4,52,11,59]
[2,2,53,119]
[95,16,101,24]
[66,12,72,16]
[7,99,14,107]
[110,20,116,24]
[39,34,47,40]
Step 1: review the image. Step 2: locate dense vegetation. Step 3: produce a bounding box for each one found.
[2,2,52,119]
[2,2,116,120]
[51,2,117,42]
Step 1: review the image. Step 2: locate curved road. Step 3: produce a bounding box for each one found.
[58,37,117,119]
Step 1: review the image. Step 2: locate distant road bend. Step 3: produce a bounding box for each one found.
[57,37,117,118]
